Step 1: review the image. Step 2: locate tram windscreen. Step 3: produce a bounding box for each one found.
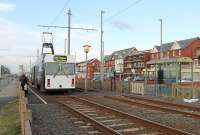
[62,63,75,75]
[45,62,75,75]
[45,63,59,75]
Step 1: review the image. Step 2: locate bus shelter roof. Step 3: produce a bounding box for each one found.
[146,57,193,65]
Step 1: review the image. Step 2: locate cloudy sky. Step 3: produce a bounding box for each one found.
[0,0,200,73]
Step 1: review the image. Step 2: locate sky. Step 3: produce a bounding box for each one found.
[0,0,200,73]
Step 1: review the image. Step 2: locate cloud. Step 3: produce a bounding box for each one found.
[112,20,133,31]
[0,18,40,73]
[0,18,100,73]
[0,3,16,12]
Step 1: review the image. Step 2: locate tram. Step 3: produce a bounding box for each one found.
[30,32,76,92]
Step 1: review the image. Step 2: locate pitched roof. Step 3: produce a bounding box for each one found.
[77,58,100,64]
[111,47,137,59]
[131,50,150,55]
[153,37,199,52]
[104,55,112,61]
[177,37,199,48]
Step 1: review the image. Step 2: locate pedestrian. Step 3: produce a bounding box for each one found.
[19,74,29,94]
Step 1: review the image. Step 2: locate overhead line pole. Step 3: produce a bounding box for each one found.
[100,10,105,83]
[159,18,163,58]
[67,9,71,55]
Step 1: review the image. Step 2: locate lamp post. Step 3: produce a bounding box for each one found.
[83,44,91,93]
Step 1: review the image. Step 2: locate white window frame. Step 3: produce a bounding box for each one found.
[194,59,199,67]
[173,51,175,57]
[179,50,181,56]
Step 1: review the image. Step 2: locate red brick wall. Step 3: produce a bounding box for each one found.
[87,59,101,79]
[144,52,151,62]
[182,40,200,58]
[149,39,200,61]
[104,60,114,68]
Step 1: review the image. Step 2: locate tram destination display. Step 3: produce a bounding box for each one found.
[54,55,67,62]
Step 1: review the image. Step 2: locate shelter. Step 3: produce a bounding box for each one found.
[145,57,196,97]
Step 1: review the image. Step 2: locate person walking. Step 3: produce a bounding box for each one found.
[19,74,29,94]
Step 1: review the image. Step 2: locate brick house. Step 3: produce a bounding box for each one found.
[149,37,200,81]
[150,37,200,60]
[76,58,101,80]
[104,47,138,80]
[124,50,151,78]
[103,55,115,77]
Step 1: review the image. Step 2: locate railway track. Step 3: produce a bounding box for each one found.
[56,96,192,135]
[123,95,200,112]
[104,95,200,119]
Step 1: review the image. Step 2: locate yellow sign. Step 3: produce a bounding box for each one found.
[54,55,67,62]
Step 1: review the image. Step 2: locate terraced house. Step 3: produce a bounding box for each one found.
[124,50,151,79]
[149,37,200,81]
[76,59,101,80]
[104,47,138,80]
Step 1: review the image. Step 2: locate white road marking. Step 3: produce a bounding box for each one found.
[29,87,47,104]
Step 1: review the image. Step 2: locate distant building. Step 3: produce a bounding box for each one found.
[102,37,200,82]
[104,47,138,80]
[76,58,101,80]
[103,55,115,78]
[0,65,11,78]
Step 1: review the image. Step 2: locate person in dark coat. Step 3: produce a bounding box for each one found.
[19,74,29,92]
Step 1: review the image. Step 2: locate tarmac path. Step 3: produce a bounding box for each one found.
[0,80,18,108]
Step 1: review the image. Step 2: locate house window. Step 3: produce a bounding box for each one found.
[194,59,199,67]
[167,51,169,58]
[141,62,144,67]
[152,54,154,59]
[179,50,181,56]
[173,51,175,57]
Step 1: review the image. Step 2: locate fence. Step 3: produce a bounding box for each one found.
[76,79,144,94]
[76,79,200,99]
[18,83,32,135]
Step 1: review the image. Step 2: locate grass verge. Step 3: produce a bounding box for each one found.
[0,100,21,135]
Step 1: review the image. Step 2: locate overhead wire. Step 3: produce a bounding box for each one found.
[104,0,143,23]
[49,0,71,25]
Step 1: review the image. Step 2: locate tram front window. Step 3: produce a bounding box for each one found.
[62,63,75,75]
[45,63,59,75]
[45,62,75,75]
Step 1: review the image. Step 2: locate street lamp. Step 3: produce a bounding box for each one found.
[83,44,91,93]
